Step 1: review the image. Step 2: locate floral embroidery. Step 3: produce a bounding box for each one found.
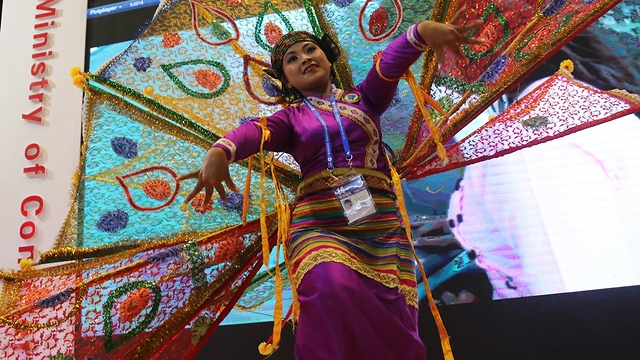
[368,7,389,37]
[262,74,281,97]
[334,0,354,7]
[521,115,551,129]
[110,136,138,159]
[161,32,181,48]
[191,315,215,345]
[472,19,503,55]
[118,287,153,323]
[35,288,72,308]
[23,287,51,305]
[542,0,568,16]
[478,54,508,84]
[210,21,232,40]
[190,193,214,213]
[264,21,283,45]
[142,179,172,201]
[133,56,153,72]
[195,69,223,90]
[214,236,246,264]
[49,354,74,360]
[218,191,246,215]
[96,210,129,233]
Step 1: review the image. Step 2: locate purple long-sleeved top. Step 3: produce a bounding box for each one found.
[214,25,427,180]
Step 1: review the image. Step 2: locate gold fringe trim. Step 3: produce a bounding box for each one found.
[608,89,640,104]
[292,248,419,308]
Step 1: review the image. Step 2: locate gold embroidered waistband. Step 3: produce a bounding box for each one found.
[296,168,394,199]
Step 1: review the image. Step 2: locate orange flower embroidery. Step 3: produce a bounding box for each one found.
[471,20,501,54]
[142,179,172,201]
[226,0,242,5]
[191,193,214,213]
[195,69,223,90]
[162,32,181,48]
[264,21,283,45]
[214,236,246,264]
[118,288,153,323]
[23,287,50,304]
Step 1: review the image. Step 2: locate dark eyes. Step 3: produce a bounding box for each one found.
[286,46,317,63]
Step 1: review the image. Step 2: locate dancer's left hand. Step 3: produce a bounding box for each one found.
[417,7,485,66]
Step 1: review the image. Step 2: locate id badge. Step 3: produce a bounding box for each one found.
[332,173,378,226]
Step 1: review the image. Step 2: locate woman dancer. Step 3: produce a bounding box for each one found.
[181,9,482,359]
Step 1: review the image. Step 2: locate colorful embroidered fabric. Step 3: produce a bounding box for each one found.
[1,0,639,359]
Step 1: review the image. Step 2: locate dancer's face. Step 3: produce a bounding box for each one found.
[281,41,332,97]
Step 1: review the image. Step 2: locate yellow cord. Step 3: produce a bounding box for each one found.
[241,156,253,225]
[388,155,454,360]
[256,115,296,356]
[375,58,448,163]
[257,116,272,270]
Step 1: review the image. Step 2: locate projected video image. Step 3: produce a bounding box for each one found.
[85,0,640,328]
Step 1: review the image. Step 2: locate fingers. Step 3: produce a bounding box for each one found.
[448,6,467,25]
[214,182,227,203]
[184,181,204,204]
[448,44,466,61]
[224,172,239,193]
[177,169,199,182]
[434,47,445,69]
[465,37,486,45]
[455,20,484,35]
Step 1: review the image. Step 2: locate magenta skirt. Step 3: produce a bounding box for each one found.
[294,262,426,360]
[287,190,426,359]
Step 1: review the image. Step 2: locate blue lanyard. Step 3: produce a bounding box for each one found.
[303,92,353,171]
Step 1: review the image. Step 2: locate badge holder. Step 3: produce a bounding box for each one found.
[332,173,378,226]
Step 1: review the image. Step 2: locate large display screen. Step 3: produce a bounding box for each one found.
[85,0,640,327]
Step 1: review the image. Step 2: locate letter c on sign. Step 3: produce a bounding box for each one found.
[21,195,44,216]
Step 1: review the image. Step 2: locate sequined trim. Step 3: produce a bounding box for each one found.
[0,280,21,316]
[214,138,237,163]
[291,248,419,308]
[406,24,430,52]
[306,94,380,168]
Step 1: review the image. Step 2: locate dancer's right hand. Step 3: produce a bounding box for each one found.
[179,147,239,206]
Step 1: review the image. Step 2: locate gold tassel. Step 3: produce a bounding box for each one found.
[387,155,454,360]
[560,59,574,73]
[19,258,35,272]
[401,68,449,164]
[256,117,296,355]
[241,156,253,225]
[257,116,272,269]
[70,66,88,89]
[263,154,293,354]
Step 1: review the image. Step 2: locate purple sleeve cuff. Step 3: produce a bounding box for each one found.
[211,139,236,163]
[407,23,430,51]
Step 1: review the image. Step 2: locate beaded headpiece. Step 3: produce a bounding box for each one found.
[265,31,340,102]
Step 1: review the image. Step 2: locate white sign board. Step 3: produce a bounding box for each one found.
[0,0,87,270]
